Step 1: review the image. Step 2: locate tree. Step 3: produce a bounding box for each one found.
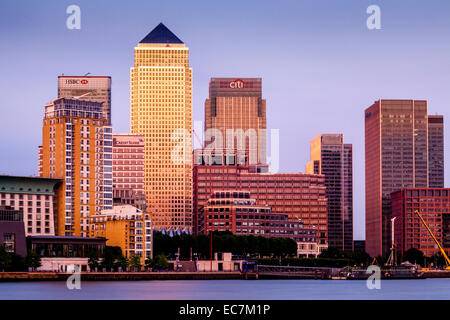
[101,246,123,271]
[144,257,154,270]
[319,247,349,259]
[88,252,99,271]
[129,254,142,271]
[403,248,425,266]
[10,253,26,271]
[25,250,41,271]
[153,254,169,271]
[0,246,12,271]
[116,255,129,271]
[350,250,372,267]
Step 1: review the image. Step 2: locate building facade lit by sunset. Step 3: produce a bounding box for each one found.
[391,188,450,257]
[193,150,329,250]
[204,78,266,165]
[130,23,192,230]
[365,99,444,257]
[306,134,353,251]
[40,98,113,237]
[58,76,112,125]
[112,134,145,195]
[428,115,444,188]
[90,205,152,263]
[0,175,62,237]
[199,190,319,256]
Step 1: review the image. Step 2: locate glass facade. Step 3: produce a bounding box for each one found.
[365,99,444,257]
[205,78,266,165]
[306,134,353,251]
[428,115,444,188]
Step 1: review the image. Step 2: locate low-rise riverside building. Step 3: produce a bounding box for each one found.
[27,235,106,272]
[89,205,153,263]
[195,252,244,272]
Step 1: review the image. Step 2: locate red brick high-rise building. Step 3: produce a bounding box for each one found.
[193,150,329,250]
[391,188,450,257]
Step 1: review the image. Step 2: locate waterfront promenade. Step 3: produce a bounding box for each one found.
[1,269,449,282]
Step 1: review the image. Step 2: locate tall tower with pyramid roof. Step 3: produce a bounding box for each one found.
[130,23,192,231]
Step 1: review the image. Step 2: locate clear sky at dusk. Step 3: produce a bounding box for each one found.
[1,0,450,240]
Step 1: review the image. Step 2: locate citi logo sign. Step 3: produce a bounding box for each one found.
[230,79,244,89]
[65,79,89,85]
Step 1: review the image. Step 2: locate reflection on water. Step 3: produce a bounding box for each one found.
[0,279,450,300]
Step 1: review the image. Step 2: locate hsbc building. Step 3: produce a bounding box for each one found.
[58,76,112,125]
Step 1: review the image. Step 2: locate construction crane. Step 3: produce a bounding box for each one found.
[192,129,203,148]
[414,210,450,270]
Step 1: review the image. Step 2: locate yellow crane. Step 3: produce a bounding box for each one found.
[414,210,450,270]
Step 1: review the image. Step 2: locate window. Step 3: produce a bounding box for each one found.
[3,233,15,253]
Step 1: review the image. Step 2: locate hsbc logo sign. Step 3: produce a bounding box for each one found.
[229,79,244,89]
[65,79,89,85]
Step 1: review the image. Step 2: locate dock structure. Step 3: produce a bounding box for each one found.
[256,265,341,279]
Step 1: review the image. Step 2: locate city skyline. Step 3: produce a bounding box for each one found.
[2,1,450,240]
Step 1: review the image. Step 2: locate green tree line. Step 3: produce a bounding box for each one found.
[0,245,42,271]
[153,231,298,259]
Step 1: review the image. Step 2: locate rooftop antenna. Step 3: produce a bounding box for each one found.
[84,72,91,76]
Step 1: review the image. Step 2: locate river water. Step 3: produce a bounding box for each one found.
[0,279,449,300]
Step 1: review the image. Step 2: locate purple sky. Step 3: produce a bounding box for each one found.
[1,0,450,240]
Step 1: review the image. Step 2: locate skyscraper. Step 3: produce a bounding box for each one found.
[428,115,444,188]
[365,99,444,257]
[204,78,266,165]
[58,76,112,125]
[130,23,192,230]
[306,134,353,251]
[41,98,113,236]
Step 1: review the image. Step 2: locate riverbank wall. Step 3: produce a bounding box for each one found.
[1,270,449,281]
[0,271,247,282]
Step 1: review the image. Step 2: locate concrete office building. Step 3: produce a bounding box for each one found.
[0,175,62,236]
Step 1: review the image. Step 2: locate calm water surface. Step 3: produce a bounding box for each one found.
[1,279,450,300]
